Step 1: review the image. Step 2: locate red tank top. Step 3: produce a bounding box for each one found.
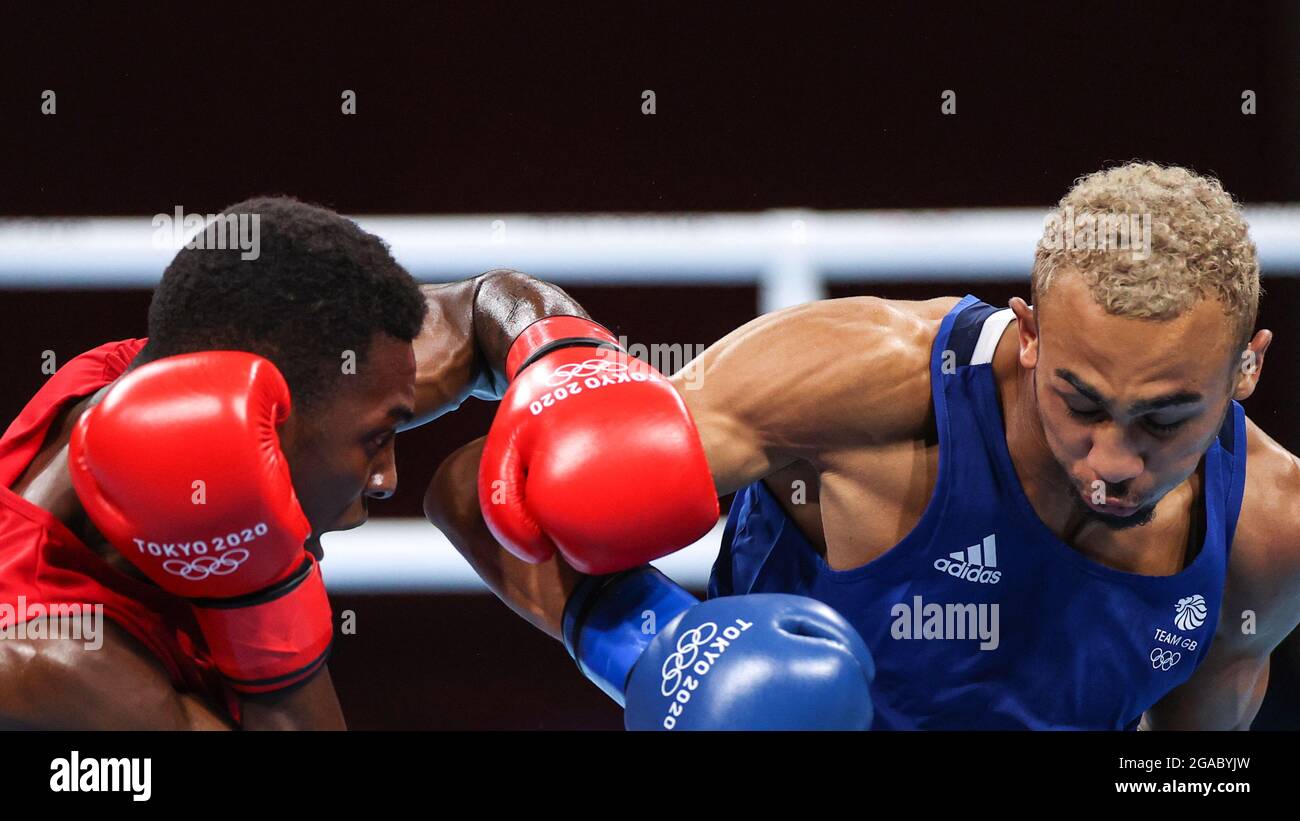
[0,339,240,725]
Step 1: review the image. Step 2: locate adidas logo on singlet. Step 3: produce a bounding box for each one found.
[933,534,1002,584]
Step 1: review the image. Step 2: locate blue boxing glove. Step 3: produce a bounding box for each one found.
[625,594,876,730]
[562,567,875,730]
[562,567,699,706]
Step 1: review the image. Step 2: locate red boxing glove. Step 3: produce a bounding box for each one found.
[69,351,332,694]
[478,316,719,574]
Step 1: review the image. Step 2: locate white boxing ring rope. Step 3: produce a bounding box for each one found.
[3,207,1298,591]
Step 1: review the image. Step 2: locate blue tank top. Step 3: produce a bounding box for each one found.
[709,295,1247,730]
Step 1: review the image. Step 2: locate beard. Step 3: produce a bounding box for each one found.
[1067,484,1157,530]
[1050,404,1229,534]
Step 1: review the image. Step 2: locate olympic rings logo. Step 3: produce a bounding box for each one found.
[544,358,629,387]
[1150,647,1181,671]
[660,621,719,697]
[162,549,251,580]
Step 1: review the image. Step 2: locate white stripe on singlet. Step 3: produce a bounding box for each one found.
[969,307,1016,366]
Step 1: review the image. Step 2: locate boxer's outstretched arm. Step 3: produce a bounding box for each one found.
[406,270,590,428]
[0,619,344,729]
[414,270,603,635]
[426,296,952,636]
[425,436,581,638]
[671,296,954,494]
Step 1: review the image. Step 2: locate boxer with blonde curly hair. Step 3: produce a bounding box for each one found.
[432,162,1300,730]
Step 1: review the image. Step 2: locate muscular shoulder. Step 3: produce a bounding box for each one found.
[1222,416,1300,647]
[0,620,227,729]
[680,295,959,457]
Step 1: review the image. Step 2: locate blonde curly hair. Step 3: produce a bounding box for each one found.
[1031,162,1260,351]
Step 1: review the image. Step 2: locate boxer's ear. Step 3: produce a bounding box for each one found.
[1009,297,1038,369]
[1231,328,1272,401]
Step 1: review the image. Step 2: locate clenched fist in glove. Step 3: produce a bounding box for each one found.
[478,316,719,575]
[69,351,332,694]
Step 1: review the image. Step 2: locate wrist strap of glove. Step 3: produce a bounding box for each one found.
[190,556,334,694]
[506,316,623,381]
[562,567,698,706]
